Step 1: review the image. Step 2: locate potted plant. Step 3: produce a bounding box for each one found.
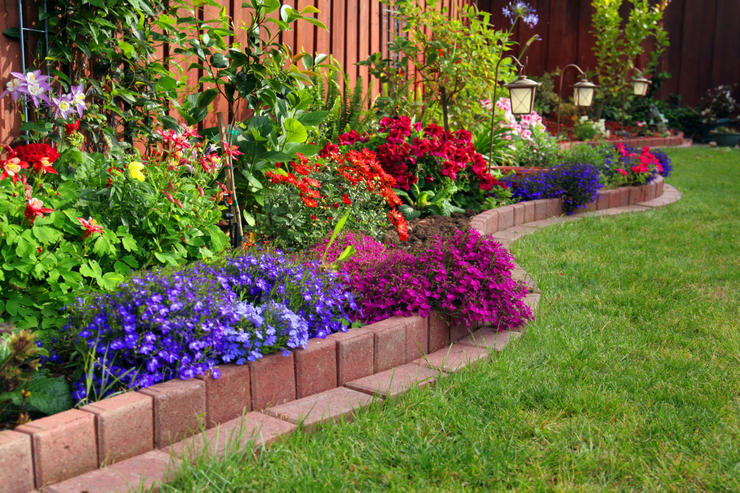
[699,84,738,142]
[708,126,740,147]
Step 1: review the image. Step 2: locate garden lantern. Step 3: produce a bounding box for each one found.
[632,74,650,96]
[504,75,541,116]
[573,77,598,107]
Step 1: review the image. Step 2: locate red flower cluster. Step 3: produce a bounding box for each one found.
[616,143,664,175]
[5,143,60,176]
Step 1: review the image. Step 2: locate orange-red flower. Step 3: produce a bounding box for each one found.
[77,216,104,239]
[0,156,29,183]
[24,197,54,224]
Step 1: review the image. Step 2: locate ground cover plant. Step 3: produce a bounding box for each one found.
[156,147,740,492]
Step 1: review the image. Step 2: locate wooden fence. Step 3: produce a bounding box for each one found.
[1,0,738,142]
[478,0,740,106]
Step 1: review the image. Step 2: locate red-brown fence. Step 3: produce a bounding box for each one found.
[477,0,740,106]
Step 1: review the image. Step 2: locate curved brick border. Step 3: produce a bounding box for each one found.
[558,132,691,150]
[1,177,682,493]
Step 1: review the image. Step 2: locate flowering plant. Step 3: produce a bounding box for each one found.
[51,250,356,403]
[259,143,407,249]
[600,143,672,187]
[316,229,532,328]
[339,116,510,216]
[573,116,610,141]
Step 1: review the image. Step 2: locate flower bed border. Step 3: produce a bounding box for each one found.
[558,132,690,150]
[0,176,680,492]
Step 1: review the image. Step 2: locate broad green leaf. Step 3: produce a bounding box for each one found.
[21,373,74,415]
[283,118,307,143]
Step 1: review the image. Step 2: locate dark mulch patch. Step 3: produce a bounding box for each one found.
[382,211,477,250]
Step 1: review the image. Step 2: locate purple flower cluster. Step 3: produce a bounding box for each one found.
[502,162,604,214]
[2,71,86,119]
[502,1,539,28]
[317,230,532,329]
[648,148,673,178]
[59,251,355,401]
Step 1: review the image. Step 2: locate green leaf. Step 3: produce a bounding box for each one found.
[197,88,219,108]
[22,373,74,415]
[336,245,356,263]
[297,110,329,126]
[283,118,308,143]
[3,27,20,40]
[210,52,229,68]
[243,211,256,227]
[32,226,61,244]
[117,40,136,59]
[98,272,124,291]
[121,235,138,252]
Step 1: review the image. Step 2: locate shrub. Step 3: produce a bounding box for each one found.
[259,144,406,249]
[52,251,356,402]
[316,230,532,329]
[339,116,510,217]
[502,162,604,214]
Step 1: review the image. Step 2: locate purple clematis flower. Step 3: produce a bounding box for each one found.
[2,73,27,102]
[19,70,51,107]
[52,94,75,119]
[68,83,87,117]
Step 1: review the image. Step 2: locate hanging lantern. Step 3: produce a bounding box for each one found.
[573,77,598,107]
[504,75,541,115]
[632,75,650,96]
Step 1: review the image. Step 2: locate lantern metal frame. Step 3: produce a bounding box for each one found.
[556,63,598,136]
[488,55,540,166]
[632,72,650,96]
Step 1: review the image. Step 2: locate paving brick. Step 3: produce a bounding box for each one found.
[428,312,450,352]
[523,200,536,223]
[346,364,438,398]
[248,352,296,411]
[579,205,650,217]
[404,316,428,363]
[166,412,296,460]
[365,318,407,372]
[533,199,549,220]
[138,379,206,448]
[546,198,563,217]
[524,216,566,229]
[198,365,251,428]
[491,225,536,244]
[413,344,490,373]
[327,329,374,385]
[457,328,521,351]
[81,391,153,465]
[450,320,474,342]
[513,203,527,225]
[294,337,338,398]
[16,409,98,488]
[498,205,514,229]
[44,450,176,493]
[0,430,34,493]
[265,387,374,429]
[596,190,611,210]
[523,292,541,315]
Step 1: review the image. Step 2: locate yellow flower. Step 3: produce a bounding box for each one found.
[127,161,146,182]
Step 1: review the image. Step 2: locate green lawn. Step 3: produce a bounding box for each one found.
[158,147,740,492]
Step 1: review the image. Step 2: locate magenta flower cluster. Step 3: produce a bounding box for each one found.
[317,230,532,329]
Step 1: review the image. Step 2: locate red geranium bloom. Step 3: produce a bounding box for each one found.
[77,216,104,239]
[65,121,80,134]
[24,197,54,224]
[0,156,29,183]
[15,143,60,175]
[341,193,352,205]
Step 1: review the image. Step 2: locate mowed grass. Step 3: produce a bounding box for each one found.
[157,147,740,492]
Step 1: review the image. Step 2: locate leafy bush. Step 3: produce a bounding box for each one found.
[316,229,532,329]
[502,162,604,213]
[52,251,356,402]
[340,117,510,217]
[258,144,406,250]
[488,98,560,168]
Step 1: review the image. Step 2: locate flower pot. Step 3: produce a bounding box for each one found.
[700,118,731,142]
[712,132,740,147]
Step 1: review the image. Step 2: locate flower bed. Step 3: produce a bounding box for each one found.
[0,175,672,490]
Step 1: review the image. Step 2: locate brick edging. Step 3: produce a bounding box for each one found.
[2,179,682,492]
[558,133,689,150]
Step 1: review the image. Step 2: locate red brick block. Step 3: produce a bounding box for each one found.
[627,186,642,205]
[43,450,177,493]
[81,391,153,465]
[468,216,487,235]
[138,378,206,448]
[327,329,374,385]
[645,181,657,201]
[533,199,549,220]
[498,205,515,229]
[450,320,474,342]
[428,312,450,352]
[457,328,521,351]
[346,363,438,398]
[404,316,428,362]
[513,203,527,225]
[265,387,374,430]
[414,344,490,373]
[596,191,611,210]
[523,201,536,223]
[365,318,407,372]
[546,198,563,217]
[166,412,296,460]
[470,210,498,235]
[610,188,629,208]
[656,176,664,196]
[248,352,296,411]
[294,337,338,398]
[198,365,251,428]
[583,198,597,212]
[16,409,98,488]
[0,430,34,493]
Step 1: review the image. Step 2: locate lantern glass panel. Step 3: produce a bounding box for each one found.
[509,87,535,115]
[574,86,594,107]
[633,80,649,96]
